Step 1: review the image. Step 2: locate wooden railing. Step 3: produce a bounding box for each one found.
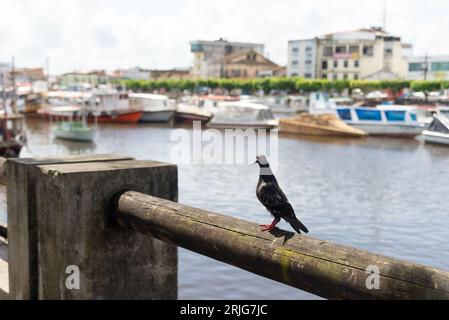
[3,155,449,300]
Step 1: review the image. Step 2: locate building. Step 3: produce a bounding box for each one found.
[287,39,318,78]
[207,50,282,79]
[407,56,449,80]
[189,38,265,79]
[59,70,109,88]
[150,68,191,80]
[12,68,46,82]
[116,67,152,80]
[287,27,412,80]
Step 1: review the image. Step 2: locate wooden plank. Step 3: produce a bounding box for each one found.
[115,191,449,300]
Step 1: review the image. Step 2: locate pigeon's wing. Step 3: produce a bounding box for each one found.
[258,182,289,210]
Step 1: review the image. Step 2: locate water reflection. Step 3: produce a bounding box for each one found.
[2,117,449,300]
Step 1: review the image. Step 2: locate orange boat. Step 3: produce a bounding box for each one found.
[40,91,143,123]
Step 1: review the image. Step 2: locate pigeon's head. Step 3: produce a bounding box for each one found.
[255,155,270,167]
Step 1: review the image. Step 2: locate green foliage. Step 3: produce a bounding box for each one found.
[119,78,449,94]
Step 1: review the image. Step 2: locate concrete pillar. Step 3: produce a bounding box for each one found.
[34,159,178,299]
[7,154,133,300]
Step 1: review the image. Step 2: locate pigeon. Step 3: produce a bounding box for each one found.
[255,155,309,234]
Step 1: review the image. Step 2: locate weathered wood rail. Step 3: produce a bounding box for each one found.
[2,154,449,300]
[114,191,449,300]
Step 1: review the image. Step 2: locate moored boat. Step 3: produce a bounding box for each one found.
[310,92,425,137]
[208,101,278,129]
[41,91,143,124]
[52,122,95,142]
[128,93,175,123]
[279,113,367,137]
[422,115,449,146]
[175,103,212,124]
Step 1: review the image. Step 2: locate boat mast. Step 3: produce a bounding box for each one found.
[11,56,17,114]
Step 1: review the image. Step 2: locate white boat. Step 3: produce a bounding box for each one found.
[128,93,175,123]
[259,95,308,118]
[310,93,425,137]
[208,101,278,129]
[175,103,212,124]
[422,115,449,145]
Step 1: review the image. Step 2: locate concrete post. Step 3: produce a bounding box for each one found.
[7,154,133,300]
[35,159,178,299]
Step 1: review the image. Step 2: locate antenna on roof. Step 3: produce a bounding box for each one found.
[382,0,387,31]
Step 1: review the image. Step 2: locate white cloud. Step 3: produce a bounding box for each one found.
[0,0,448,74]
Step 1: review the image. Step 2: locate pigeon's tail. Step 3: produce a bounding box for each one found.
[286,216,309,234]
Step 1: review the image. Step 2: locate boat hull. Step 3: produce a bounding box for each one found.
[41,111,143,124]
[349,123,425,137]
[93,111,143,124]
[139,111,175,123]
[52,129,95,142]
[175,112,212,124]
[207,122,277,129]
[422,130,449,145]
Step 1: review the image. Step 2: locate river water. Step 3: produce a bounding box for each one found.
[2,118,449,299]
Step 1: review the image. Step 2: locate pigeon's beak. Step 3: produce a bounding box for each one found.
[254,160,258,165]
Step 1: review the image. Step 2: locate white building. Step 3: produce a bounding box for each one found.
[287,39,317,78]
[121,67,152,80]
[407,56,449,80]
[189,38,265,79]
[287,27,412,81]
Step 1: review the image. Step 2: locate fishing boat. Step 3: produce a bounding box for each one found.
[279,113,367,137]
[208,101,278,129]
[310,92,425,137]
[175,103,212,124]
[41,91,143,124]
[0,113,26,157]
[422,115,449,145]
[128,93,175,123]
[50,106,95,142]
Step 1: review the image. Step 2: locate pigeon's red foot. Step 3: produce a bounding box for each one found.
[260,224,275,232]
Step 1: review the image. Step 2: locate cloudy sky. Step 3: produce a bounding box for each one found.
[1,0,448,74]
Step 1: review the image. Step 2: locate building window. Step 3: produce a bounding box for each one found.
[385,48,393,56]
[354,73,359,80]
[291,73,299,77]
[335,46,347,54]
[354,60,360,68]
[333,60,338,68]
[409,62,425,71]
[306,47,313,52]
[363,45,374,56]
[431,62,449,71]
[349,45,359,53]
[323,47,333,57]
[343,74,348,80]
[292,47,299,53]
[292,60,299,66]
[344,61,349,68]
[333,74,338,80]
[322,61,328,69]
[305,60,312,65]
[322,74,328,79]
[304,73,312,79]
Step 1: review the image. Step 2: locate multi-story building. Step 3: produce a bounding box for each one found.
[407,56,449,80]
[189,38,264,79]
[208,50,282,79]
[150,68,192,80]
[59,70,109,88]
[287,39,318,78]
[287,27,412,80]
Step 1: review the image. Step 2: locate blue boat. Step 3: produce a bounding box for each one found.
[309,93,426,137]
